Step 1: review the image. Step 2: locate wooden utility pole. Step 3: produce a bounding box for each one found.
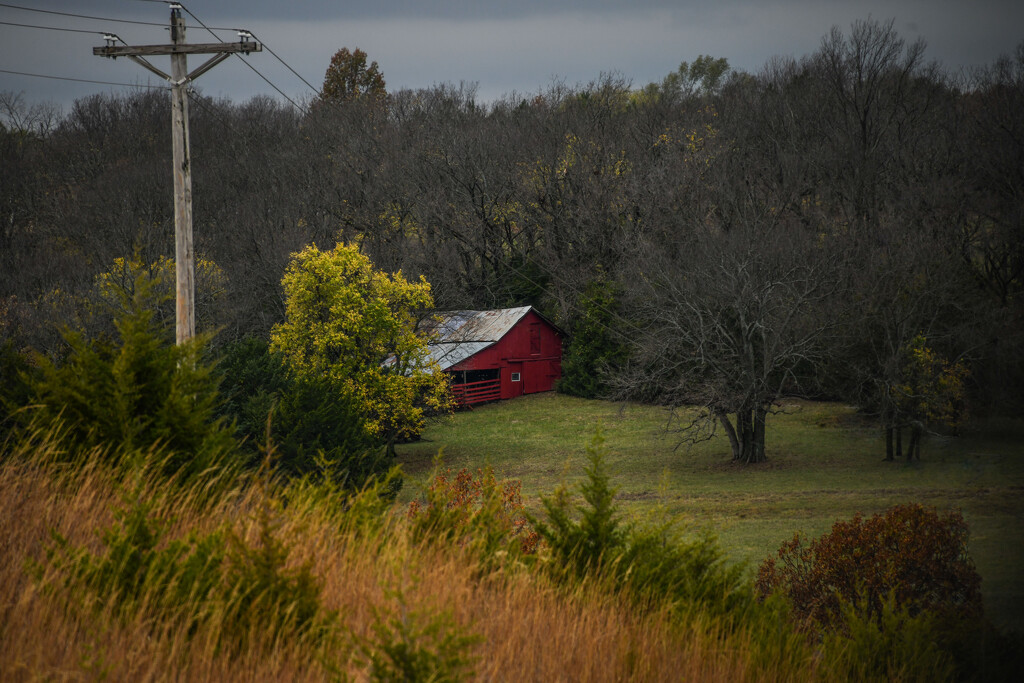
[94,6,260,344]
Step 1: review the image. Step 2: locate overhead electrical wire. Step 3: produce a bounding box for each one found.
[245,30,322,97]
[0,2,234,31]
[177,3,307,114]
[3,2,318,113]
[0,20,108,35]
[0,67,165,89]
[248,30,322,97]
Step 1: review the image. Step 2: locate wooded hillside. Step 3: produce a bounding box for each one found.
[2,20,1021,446]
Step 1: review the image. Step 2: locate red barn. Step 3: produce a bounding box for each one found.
[422,307,564,406]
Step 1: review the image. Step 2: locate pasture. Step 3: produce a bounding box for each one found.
[396,393,1024,631]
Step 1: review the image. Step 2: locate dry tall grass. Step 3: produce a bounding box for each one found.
[0,435,824,682]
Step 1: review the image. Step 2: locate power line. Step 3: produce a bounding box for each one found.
[178,3,306,114]
[2,2,315,112]
[0,67,166,89]
[0,2,235,31]
[248,30,322,97]
[0,20,105,35]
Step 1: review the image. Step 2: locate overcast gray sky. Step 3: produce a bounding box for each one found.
[2,1,1021,112]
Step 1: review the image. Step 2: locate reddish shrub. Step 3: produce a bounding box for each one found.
[755,503,982,630]
[408,467,538,555]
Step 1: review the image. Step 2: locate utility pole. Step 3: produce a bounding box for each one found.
[94,5,260,344]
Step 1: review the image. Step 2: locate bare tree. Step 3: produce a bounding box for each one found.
[955,42,1024,308]
[812,18,933,230]
[617,225,841,463]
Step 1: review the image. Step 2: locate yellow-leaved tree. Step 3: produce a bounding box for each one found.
[270,243,451,453]
[889,335,969,461]
[95,252,227,334]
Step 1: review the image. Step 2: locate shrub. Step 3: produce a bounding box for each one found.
[408,463,538,559]
[215,336,291,451]
[272,374,387,488]
[558,279,628,399]
[217,337,389,490]
[819,596,957,682]
[39,459,334,654]
[618,520,749,618]
[534,429,749,617]
[0,339,35,443]
[533,428,624,576]
[755,503,983,631]
[355,587,480,683]
[283,461,403,539]
[39,479,227,633]
[219,473,331,651]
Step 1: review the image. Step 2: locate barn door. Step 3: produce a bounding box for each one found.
[524,360,545,394]
[504,362,524,398]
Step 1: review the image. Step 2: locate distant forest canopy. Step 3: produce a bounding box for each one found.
[2,19,1022,423]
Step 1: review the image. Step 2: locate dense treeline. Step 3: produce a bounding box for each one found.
[2,19,1022,460]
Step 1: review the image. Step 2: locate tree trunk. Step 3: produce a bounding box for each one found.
[717,410,741,461]
[718,408,767,464]
[895,426,903,459]
[749,405,768,463]
[907,424,921,461]
[884,426,894,461]
[738,408,753,463]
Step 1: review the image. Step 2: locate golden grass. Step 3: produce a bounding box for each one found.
[0,437,829,682]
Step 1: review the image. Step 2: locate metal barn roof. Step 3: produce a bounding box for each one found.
[421,306,533,370]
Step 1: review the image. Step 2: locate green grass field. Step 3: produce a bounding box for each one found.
[396,393,1024,631]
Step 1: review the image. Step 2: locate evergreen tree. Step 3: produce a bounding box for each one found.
[20,269,234,479]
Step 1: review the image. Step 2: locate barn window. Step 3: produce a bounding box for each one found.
[511,372,521,382]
